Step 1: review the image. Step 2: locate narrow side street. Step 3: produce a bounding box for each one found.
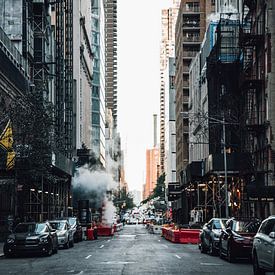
[0,225,253,275]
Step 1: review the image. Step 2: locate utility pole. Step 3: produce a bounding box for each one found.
[222,117,229,218]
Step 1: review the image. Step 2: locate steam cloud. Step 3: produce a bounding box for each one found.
[72,165,118,224]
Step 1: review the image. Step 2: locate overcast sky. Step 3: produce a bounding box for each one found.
[117,0,172,192]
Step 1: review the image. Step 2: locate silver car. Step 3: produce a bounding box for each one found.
[48,220,74,249]
[252,216,275,274]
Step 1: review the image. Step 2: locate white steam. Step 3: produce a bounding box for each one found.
[73,165,117,225]
[73,165,117,192]
[102,197,117,225]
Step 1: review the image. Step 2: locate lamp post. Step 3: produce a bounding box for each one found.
[222,117,229,218]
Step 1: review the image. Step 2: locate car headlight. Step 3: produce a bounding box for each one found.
[7,238,15,244]
[39,237,48,244]
[58,231,66,237]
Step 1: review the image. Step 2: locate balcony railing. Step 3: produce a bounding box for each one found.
[183,51,198,58]
[183,6,200,13]
[183,36,200,43]
[0,26,28,77]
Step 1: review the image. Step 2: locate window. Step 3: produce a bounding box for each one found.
[260,219,275,235]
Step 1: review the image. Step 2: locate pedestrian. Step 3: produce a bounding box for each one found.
[92,221,98,240]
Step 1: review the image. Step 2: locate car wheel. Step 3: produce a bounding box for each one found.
[227,244,235,263]
[200,239,207,254]
[253,253,265,275]
[53,242,58,254]
[4,251,13,258]
[69,239,74,248]
[46,244,53,257]
[219,242,224,259]
[209,240,214,256]
[64,238,70,249]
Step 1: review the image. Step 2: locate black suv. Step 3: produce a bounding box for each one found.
[3,222,58,257]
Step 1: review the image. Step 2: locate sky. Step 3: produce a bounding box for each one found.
[117,0,172,192]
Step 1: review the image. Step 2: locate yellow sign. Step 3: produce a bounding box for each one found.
[0,120,15,170]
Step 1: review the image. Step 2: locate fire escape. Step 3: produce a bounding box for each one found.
[240,0,270,216]
[239,0,271,213]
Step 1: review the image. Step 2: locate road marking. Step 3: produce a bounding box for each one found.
[106,240,111,242]
[67,271,75,273]
[158,240,160,242]
[175,254,181,259]
[85,255,92,259]
[75,272,84,275]
[100,261,136,265]
[200,263,222,266]
[99,245,104,249]
[162,244,168,248]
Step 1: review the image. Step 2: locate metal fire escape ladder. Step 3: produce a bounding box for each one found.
[56,0,65,151]
[64,0,73,158]
[239,0,269,187]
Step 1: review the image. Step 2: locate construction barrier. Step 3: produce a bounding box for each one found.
[97,225,114,236]
[179,229,200,244]
[87,228,94,240]
[161,227,200,244]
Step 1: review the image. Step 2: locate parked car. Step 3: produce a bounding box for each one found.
[48,220,74,249]
[67,217,82,242]
[200,218,227,255]
[219,218,261,262]
[3,222,58,257]
[252,215,275,274]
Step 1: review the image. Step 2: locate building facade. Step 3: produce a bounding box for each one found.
[105,0,118,128]
[73,0,93,150]
[0,0,74,226]
[91,0,106,166]
[174,0,215,224]
[160,1,180,175]
[143,148,160,200]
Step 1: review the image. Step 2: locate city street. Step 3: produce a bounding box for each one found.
[0,224,254,275]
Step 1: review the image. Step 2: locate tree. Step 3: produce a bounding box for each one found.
[141,173,166,204]
[113,187,135,211]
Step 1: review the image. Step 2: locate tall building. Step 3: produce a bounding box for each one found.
[160,1,180,175]
[143,148,160,200]
[0,0,74,222]
[174,0,215,224]
[143,115,160,200]
[91,0,106,166]
[73,0,93,150]
[165,58,178,203]
[105,0,118,128]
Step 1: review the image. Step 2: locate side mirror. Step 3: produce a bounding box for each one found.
[226,228,232,234]
[269,232,275,239]
[207,224,211,229]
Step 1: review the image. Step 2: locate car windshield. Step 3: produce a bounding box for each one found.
[68,218,76,226]
[50,222,66,230]
[213,219,227,229]
[14,223,46,234]
[232,220,261,233]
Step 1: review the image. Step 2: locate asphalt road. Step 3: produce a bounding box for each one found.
[0,224,254,275]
